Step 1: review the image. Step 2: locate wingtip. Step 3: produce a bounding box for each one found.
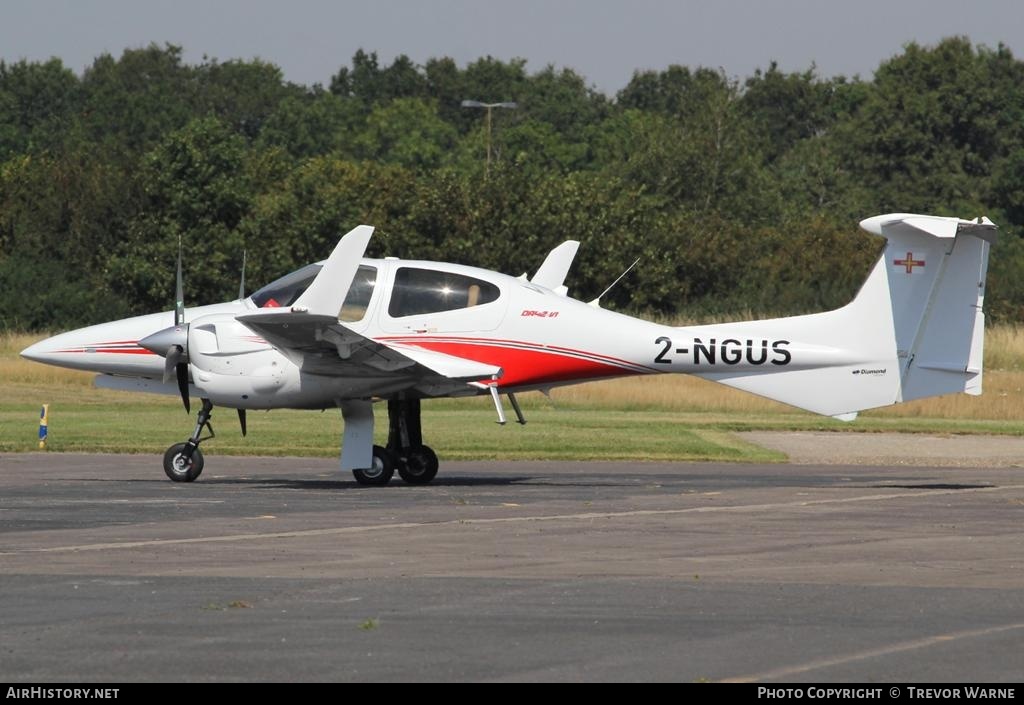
[291,224,375,316]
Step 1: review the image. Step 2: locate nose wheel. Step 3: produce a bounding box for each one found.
[163,443,205,482]
[163,398,214,482]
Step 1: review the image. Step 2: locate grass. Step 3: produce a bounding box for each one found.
[2,326,1023,462]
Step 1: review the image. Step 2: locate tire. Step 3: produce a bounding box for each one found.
[163,442,204,482]
[352,445,395,486]
[397,445,439,485]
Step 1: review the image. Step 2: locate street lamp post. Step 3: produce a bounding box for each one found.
[461,100,517,174]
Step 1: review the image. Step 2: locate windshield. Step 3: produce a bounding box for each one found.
[251,264,322,309]
[251,263,378,322]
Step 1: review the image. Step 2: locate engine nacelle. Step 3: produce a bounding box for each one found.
[186,313,295,407]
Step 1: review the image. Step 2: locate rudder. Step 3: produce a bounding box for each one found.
[860,213,997,401]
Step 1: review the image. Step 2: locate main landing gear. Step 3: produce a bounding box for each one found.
[348,399,439,486]
[163,398,214,482]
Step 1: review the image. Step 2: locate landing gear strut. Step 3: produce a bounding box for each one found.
[387,399,439,485]
[163,398,214,482]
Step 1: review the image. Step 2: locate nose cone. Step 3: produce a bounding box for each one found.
[19,329,109,370]
[139,325,188,358]
[20,338,54,364]
[17,319,167,375]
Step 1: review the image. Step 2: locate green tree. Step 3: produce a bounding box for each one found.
[257,90,362,158]
[196,58,300,140]
[740,63,861,162]
[79,43,199,154]
[330,51,427,106]
[0,58,80,158]
[354,98,457,170]
[835,38,1018,215]
[109,117,253,312]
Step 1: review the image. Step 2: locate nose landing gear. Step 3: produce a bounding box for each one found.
[163,398,214,482]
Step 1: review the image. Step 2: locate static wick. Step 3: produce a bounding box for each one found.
[38,403,49,450]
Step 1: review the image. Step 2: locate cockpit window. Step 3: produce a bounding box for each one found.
[388,267,500,318]
[251,264,378,322]
[339,266,377,322]
[251,264,321,308]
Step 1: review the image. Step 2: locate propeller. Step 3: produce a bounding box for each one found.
[139,238,191,413]
[238,249,247,301]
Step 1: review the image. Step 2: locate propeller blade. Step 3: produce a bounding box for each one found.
[176,361,190,414]
[238,249,247,301]
[163,345,182,384]
[237,409,247,437]
[139,326,190,413]
[174,237,185,327]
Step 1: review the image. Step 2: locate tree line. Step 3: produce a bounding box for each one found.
[1,38,1023,331]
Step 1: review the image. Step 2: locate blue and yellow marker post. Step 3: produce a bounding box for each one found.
[38,404,49,450]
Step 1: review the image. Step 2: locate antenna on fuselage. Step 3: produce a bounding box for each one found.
[588,257,641,307]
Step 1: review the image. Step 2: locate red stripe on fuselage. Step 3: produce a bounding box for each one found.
[56,348,155,355]
[394,340,642,387]
[379,335,654,372]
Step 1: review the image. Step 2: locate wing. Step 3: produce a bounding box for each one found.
[238,310,500,390]
[238,224,500,397]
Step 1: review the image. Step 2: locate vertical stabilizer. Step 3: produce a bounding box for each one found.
[693,214,996,416]
[860,214,996,401]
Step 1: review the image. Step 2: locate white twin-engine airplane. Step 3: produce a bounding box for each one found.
[22,213,996,485]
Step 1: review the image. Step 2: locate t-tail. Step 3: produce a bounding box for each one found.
[685,213,997,419]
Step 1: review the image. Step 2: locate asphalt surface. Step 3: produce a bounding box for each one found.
[1,451,1023,682]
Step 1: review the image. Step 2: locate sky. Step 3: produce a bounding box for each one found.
[2,0,1022,95]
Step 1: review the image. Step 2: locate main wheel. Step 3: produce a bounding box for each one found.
[396,445,439,485]
[163,443,204,482]
[352,445,395,486]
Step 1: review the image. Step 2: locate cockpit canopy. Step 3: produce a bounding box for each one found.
[250,262,502,322]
